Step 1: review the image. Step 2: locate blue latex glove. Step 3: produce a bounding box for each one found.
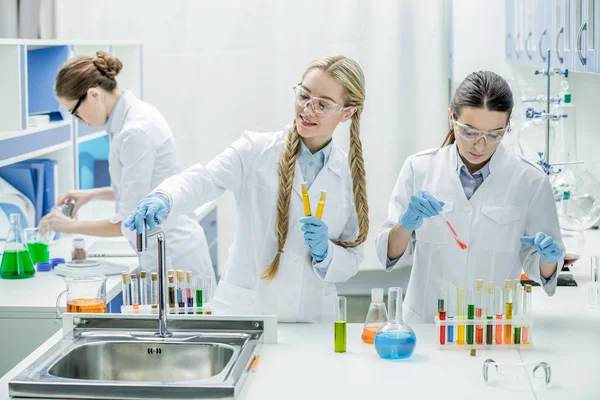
[399,190,445,231]
[520,232,563,264]
[124,193,170,233]
[300,216,329,262]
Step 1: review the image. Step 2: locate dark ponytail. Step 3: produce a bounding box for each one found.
[442,71,514,147]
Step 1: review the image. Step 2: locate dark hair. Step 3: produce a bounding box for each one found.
[442,71,514,147]
[55,51,123,100]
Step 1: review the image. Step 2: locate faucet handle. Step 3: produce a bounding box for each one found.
[135,225,148,252]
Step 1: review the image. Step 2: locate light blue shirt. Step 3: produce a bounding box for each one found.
[298,140,333,271]
[457,152,490,200]
[298,140,332,188]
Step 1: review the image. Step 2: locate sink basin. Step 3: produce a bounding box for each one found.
[10,316,266,399]
[48,341,234,382]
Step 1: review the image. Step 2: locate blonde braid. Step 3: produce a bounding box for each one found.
[260,122,301,280]
[335,113,369,248]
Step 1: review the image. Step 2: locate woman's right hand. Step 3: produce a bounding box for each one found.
[56,190,94,217]
[399,190,445,231]
[124,193,171,233]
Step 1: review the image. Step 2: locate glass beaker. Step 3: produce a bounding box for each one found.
[362,288,387,344]
[374,287,416,360]
[56,275,107,317]
[0,214,35,279]
[24,227,51,264]
[483,359,551,392]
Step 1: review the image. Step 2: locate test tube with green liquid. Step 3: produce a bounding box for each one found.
[334,296,347,353]
[195,276,203,315]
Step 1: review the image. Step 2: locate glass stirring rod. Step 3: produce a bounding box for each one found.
[439,209,467,250]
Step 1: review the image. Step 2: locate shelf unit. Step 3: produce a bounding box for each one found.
[0,39,142,198]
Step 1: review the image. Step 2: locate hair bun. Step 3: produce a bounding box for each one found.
[92,51,123,80]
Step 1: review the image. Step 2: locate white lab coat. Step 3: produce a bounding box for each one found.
[156,127,363,322]
[374,143,564,324]
[107,91,214,282]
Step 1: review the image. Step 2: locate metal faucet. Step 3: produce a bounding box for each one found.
[135,226,172,337]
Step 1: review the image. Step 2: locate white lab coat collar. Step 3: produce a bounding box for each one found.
[107,90,135,136]
[448,142,506,177]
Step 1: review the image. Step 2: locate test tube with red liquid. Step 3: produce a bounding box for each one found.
[440,210,467,250]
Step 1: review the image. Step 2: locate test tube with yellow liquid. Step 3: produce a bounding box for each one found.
[504,279,513,344]
[334,296,347,353]
[315,190,327,219]
[301,182,312,216]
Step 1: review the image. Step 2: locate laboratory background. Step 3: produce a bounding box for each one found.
[0,0,599,399]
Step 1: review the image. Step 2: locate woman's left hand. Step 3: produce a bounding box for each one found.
[39,212,77,235]
[300,216,329,262]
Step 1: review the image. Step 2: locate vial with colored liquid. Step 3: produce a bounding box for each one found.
[361,288,387,344]
[334,296,347,353]
[374,287,416,360]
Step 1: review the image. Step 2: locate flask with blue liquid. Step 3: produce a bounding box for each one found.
[374,287,416,360]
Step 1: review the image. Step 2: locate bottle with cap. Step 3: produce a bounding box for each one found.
[361,288,388,344]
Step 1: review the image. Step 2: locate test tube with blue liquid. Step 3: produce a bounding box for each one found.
[447,286,456,343]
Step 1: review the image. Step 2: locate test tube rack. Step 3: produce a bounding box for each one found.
[435,316,533,350]
[121,304,212,315]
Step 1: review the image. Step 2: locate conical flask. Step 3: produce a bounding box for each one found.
[374,287,416,360]
[0,214,35,279]
[361,288,387,344]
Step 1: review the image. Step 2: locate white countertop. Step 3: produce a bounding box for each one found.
[1,283,598,399]
[0,235,139,317]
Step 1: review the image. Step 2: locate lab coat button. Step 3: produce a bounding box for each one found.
[463,207,470,213]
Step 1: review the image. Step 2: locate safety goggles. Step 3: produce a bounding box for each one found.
[452,118,510,144]
[70,92,88,121]
[293,85,350,116]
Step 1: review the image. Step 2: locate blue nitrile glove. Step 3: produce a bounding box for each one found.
[124,193,170,233]
[399,190,445,231]
[520,232,563,264]
[300,216,329,262]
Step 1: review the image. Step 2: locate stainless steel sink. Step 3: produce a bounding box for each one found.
[10,316,265,399]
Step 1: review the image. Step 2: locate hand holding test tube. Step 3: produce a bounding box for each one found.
[439,209,467,250]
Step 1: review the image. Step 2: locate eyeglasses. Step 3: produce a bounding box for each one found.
[452,118,510,144]
[70,92,88,121]
[293,85,350,116]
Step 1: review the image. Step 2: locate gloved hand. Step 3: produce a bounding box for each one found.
[124,193,170,233]
[300,216,329,262]
[399,190,445,231]
[520,232,563,264]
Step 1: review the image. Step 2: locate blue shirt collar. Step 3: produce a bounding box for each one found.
[456,147,491,179]
[299,139,333,164]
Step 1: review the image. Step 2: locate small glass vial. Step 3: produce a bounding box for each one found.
[71,237,87,261]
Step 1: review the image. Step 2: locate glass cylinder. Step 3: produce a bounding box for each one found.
[334,296,346,353]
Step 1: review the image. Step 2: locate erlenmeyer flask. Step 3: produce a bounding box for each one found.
[374,287,416,360]
[0,214,35,279]
[362,288,387,344]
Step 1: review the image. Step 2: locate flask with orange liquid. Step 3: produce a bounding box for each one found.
[361,288,387,344]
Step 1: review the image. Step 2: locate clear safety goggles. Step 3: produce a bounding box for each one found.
[452,118,510,144]
[293,85,350,116]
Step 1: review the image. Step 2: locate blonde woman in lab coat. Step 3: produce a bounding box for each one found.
[375,71,564,324]
[39,52,215,282]
[126,56,369,322]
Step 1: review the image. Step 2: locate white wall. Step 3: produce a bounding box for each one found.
[54,0,449,276]
[452,0,600,181]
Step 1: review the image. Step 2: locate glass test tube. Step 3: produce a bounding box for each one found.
[121,272,130,306]
[195,276,203,314]
[466,288,475,345]
[486,282,494,345]
[186,271,194,308]
[168,275,175,308]
[475,279,484,345]
[447,286,456,344]
[151,272,158,308]
[177,270,185,308]
[457,287,465,345]
[591,256,600,308]
[495,287,504,344]
[523,284,532,344]
[130,273,139,308]
[334,296,347,353]
[513,285,523,344]
[203,276,213,314]
[504,279,513,344]
[139,271,147,305]
[438,286,446,345]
